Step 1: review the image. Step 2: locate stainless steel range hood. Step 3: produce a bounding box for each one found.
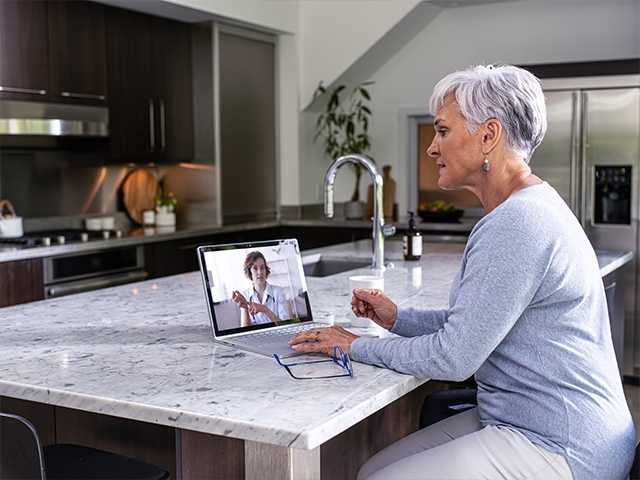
[0,100,108,137]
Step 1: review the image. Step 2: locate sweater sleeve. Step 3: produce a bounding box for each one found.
[390,308,449,337]
[351,206,549,381]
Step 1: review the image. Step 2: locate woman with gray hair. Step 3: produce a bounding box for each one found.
[291,64,635,479]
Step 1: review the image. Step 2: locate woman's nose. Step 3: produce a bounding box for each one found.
[426,138,439,158]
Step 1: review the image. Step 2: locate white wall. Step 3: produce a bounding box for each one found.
[159,0,299,33]
[299,0,640,215]
[298,0,422,107]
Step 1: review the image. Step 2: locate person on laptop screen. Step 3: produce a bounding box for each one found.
[231,251,290,326]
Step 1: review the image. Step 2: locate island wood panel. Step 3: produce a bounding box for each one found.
[178,429,244,479]
[245,441,320,480]
[319,380,446,480]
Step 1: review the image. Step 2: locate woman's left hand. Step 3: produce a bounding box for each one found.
[289,326,359,357]
[248,302,267,315]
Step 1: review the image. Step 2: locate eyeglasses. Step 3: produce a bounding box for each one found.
[273,346,353,380]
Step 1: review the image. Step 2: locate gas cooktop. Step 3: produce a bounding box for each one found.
[0,228,124,249]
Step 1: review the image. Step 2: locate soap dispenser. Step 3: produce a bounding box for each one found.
[403,211,422,261]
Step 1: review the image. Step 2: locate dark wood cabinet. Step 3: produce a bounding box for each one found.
[0,0,107,104]
[106,8,194,163]
[143,226,374,279]
[0,0,49,101]
[106,7,154,161]
[48,1,107,105]
[0,259,44,307]
[278,226,371,251]
[151,17,194,163]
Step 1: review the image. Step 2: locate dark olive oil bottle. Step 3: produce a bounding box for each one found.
[403,211,422,261]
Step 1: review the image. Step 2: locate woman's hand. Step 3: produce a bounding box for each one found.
[351,288,398,330]
[248,303,279,325]
[231,290,249,309]
[248,302,266,315]
[289,326,358,357]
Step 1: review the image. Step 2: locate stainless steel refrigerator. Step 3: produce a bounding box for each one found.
[530,82,640,378]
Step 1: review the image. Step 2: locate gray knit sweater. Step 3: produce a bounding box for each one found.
[351,182,635,480]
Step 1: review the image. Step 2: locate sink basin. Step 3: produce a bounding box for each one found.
[302,255,370,278]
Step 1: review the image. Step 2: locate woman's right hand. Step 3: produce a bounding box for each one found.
[231,290,249,309]
[351,288,398,330]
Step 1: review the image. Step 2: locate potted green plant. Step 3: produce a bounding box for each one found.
[313,80,374,219]
[155,179,177,227]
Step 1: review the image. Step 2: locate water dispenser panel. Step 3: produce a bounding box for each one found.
[594,165,631,225]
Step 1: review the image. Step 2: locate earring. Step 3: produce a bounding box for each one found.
[482,157,490,173]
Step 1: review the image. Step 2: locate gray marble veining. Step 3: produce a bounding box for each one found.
[0,240,631,449]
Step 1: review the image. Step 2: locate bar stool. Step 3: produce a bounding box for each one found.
[419,387,477,428]
[0,412,169,480]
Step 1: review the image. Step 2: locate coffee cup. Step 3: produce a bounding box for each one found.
[349,275,384,328]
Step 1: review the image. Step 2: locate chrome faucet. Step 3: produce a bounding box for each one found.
[323,154,395,271]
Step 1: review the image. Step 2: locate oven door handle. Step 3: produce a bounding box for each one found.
[45,270,148,298]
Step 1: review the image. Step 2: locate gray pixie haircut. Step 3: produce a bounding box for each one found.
[428,64,547,162]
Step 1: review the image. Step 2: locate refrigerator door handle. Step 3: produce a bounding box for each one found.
[579,92,590,230]
[569,91,580,218]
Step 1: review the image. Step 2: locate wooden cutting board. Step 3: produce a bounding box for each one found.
[121,169,158,225]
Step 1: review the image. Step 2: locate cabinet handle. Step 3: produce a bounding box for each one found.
[148,98,155,151]
[0,85,46,95]
[61,91,106,101]
[159,98,166,151]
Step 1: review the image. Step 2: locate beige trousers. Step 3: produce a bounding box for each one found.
[357,408,573,480]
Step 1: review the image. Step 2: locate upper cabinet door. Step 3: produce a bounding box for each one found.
[48,1,107,104]
[151,17,194,163]
[106,7,154,161]
[0,0,49,100]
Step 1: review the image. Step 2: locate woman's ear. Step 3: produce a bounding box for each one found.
[481,118,502,154]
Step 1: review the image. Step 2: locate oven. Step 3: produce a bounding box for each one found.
[43,245,148,299]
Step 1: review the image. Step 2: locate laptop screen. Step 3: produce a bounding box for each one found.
[197,239,313,337]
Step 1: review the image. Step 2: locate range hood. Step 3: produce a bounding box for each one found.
[0,100,108,137]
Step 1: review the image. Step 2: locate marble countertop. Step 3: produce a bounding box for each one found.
[0,240,630,450]
[0,217,475,264]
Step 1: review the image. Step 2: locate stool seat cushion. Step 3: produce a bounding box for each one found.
[44,444,169,480]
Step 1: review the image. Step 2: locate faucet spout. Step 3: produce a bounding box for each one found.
[323,154,387,270]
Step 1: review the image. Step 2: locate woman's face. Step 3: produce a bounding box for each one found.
[249,258,268,283]
[427,96,483,190]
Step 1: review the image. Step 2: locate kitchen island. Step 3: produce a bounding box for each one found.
[0,240,631,479]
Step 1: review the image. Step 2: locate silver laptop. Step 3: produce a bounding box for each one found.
[197,239,324,357]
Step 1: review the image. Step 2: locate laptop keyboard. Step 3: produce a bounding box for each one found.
[235,323,322,346]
